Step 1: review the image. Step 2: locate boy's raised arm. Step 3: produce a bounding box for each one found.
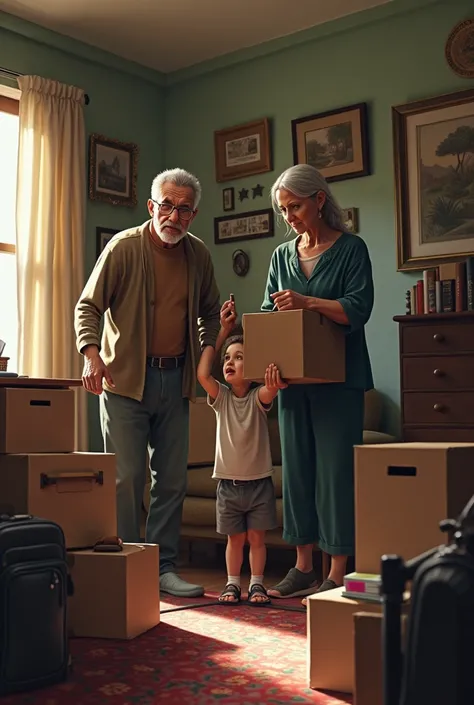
[197,298,236,401]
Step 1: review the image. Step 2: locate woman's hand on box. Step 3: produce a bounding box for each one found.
[270,290,309,311]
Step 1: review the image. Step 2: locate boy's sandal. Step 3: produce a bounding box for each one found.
[247,583,271,606]
[218,583,241,604]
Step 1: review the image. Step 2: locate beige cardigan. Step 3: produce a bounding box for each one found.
[74,220,220,402]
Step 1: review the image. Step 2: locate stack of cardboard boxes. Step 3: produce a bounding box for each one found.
[0,377,160,640]
[241,310,474,704]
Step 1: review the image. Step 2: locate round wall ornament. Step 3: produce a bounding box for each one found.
[445,18,474,78]
[232,249,250,277]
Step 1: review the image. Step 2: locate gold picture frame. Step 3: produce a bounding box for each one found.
[393,88,474,271]
[214,119,271,182]
[88,133,138,207]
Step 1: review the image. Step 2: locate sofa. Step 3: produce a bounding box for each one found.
[142,389,396,552]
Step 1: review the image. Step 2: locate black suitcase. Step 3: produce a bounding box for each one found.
[381,494,474,705]
[0,514,72,694]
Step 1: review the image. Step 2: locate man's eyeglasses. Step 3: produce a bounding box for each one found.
[152,199,195,221]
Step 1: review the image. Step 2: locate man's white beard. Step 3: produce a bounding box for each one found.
[157,220,186,245]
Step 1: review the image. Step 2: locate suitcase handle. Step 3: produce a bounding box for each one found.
[40,471,104,489]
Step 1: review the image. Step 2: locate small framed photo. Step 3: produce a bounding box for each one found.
[214,208,274,245]
[89,133,139,208]
[214,119,272,182]
[342,207,359,234]
[222,187,235,212]
[96,226,119,259]
[291,103,370,183]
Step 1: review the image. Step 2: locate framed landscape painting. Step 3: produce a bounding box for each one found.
[291,103,370,183]
[214,119,271,182]
[89,134,138,208]
[393,88,474,271]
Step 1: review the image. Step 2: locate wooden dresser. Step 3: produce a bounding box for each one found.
[394,312,474,442]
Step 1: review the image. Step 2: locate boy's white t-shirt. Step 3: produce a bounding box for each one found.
[208,381,273,481]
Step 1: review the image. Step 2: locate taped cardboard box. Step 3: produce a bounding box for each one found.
[355,442,474,573]
[0,452,117,549]
[67,543,160,639]
[242,309,345,383]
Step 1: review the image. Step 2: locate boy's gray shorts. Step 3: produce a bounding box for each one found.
[216,476,278,536]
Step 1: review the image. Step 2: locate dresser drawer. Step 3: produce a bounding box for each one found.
[404,427,474,442]
[404,391,474,425]
[402,323,474,354]
[402,355,474,390]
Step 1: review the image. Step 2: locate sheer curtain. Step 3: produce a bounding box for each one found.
[16,75,88,449]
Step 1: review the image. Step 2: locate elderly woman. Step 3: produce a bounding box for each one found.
[261,164,374,598]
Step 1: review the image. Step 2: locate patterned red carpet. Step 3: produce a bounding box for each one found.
[3,594,352,705]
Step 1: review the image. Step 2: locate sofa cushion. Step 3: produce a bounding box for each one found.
[363,430,397,444]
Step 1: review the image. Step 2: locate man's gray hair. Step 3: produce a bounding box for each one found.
[151,168,202,209]
[270,164,345,232]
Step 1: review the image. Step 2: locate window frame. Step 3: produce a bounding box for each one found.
[0,93,19,255]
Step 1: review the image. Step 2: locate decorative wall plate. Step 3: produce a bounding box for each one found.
[445,18,474,78]
[232,249,250,277]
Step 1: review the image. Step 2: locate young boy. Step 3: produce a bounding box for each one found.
[197,298,287,605]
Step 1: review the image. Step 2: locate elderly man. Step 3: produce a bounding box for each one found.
[74,168,220,598]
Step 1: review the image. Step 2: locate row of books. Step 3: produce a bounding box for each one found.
[406,258,474,315]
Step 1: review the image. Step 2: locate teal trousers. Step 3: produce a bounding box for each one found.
[278,384,364,556]
[99,366,189,574]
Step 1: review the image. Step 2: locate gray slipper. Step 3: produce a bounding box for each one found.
[268,567,319,598]
[160,572,204,598]
[316,579,339,593]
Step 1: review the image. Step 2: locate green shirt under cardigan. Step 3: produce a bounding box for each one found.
[261,232,374,390]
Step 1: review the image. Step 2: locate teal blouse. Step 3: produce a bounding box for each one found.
[261,232,374,390]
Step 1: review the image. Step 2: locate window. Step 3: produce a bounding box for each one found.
[0,94,20,373]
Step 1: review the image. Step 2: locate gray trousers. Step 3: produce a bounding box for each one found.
[99,366,189,574]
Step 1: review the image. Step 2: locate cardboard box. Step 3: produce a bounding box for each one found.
[308,586,409,694]
[67,543,160,639]
[242,309,345,383]
[354,611,408,705]
[188,397,216,465]
[307,587,382,694]
[0,387,75,453]
[0,452,117,549]
[355,442,474,573]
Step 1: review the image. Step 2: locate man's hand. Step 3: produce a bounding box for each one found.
[271,290,309,311]
[81,345,114,395]
[220,298,237,333]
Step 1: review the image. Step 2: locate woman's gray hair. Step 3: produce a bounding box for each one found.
[270,164,345,232]
[151,168,202,209]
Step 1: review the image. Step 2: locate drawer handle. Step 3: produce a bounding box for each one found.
[433,369,445,377]
[433,333,445,343]
[433,403,446,413]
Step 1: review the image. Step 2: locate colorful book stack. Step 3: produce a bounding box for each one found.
[342,572,382,603]
[406,257,474,314]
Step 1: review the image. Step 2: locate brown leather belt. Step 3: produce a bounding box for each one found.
[147,355,185,370]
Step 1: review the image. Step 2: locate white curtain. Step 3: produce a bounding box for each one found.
[16,75,88,450]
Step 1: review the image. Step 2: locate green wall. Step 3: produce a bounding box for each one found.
[2,0,474,443]
[163,0,474,435]
[0,12,165,449]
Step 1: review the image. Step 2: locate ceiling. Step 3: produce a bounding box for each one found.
[2,0,392,74]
